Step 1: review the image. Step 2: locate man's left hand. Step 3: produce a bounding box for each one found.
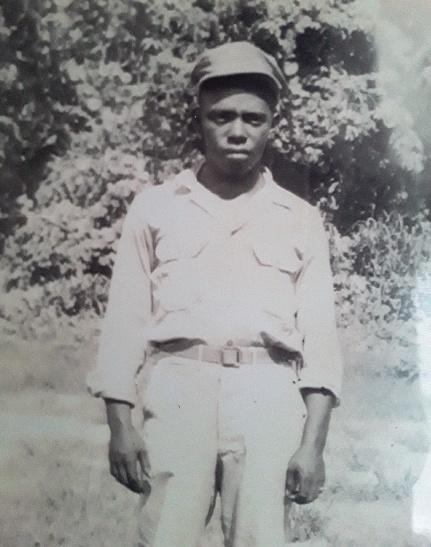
[285,445,325,504]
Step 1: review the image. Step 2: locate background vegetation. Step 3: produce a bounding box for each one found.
[1,1,431,545]
[0,0,430,340]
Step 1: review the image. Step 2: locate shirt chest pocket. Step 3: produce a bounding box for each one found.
[155,232,209,264]
[152,232,209,313]
[249,239,304,319]
[252,240,303,279]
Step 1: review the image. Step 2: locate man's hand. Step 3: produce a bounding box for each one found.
[109,423,151,494]
[105,399,151,494]
[285,388,334,504]
[286,445,325,504]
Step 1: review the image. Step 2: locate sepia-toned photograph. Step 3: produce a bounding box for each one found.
[1,1,431,546]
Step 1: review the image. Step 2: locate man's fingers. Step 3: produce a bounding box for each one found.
[295,476,324,504]
[299,474,313,500]
[304,473,325,502]
[286,467,315,504]
[286,467,300,496]
[125,457,144,493]
[114,461,128,486]
[286,452,326,504]
[111,455,139,492]
[137,449,151,479]
[137,450,155,496]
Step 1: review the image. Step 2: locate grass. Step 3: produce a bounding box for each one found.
[1,321,430,547]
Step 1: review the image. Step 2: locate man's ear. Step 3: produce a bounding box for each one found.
[192,107,201,131]
[190,106,205,153]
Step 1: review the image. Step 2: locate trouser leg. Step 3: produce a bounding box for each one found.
[135,357,219,547]
[219,364,306,547]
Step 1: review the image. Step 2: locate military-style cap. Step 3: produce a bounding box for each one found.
[191,41,287,99]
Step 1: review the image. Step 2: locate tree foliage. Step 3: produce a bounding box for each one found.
[1,0,430,336]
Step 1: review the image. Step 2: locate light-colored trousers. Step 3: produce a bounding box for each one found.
[135,356,307,547]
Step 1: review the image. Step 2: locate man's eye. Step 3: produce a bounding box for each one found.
[211,114,230,124]
[244,115,264,126]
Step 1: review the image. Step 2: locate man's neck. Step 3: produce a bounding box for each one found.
[197,162,264,200]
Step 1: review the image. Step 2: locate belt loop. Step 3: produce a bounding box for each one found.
[198,345,203,362]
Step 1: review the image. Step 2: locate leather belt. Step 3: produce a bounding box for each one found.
[154,344,291,368]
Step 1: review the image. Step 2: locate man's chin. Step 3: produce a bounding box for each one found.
[222,159,258,178]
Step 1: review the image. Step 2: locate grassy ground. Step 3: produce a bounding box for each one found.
[1,323,430,547]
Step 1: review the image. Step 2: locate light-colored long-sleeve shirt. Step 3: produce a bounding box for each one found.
[87,166,343,406]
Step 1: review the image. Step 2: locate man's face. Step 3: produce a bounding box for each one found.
[198,85,274,178]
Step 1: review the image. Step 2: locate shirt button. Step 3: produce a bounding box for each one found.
[226,339,234,346]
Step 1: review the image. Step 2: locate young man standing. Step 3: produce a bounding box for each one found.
[88,41,343,547]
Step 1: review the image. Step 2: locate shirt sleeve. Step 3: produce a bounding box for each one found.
[86,195,153,406]
[295,207,343,406]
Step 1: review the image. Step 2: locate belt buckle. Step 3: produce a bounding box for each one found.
[221,347,240,367]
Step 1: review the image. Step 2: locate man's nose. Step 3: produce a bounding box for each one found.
[227,119,247,142]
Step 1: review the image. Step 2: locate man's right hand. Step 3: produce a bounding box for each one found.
[105,399,151,494]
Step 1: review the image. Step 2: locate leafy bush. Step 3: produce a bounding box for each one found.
[1,0,430,344]
[1,0,428,219]
[329,212,431,333]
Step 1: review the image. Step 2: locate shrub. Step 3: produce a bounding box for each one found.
[329,211,431,333]
[1,0,430,343]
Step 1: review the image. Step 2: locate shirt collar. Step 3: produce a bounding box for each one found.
[262,169,295,211]
[172,161,295,215]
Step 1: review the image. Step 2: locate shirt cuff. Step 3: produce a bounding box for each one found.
[297,374,341,407]
[86,369,138,407]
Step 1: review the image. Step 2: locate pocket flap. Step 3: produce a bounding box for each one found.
[155,233,208,263]
[253,241,302,274]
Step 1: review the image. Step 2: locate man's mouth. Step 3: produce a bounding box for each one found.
[224,149,250,157]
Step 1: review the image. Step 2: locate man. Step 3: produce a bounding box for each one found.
[88,41,342,547]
